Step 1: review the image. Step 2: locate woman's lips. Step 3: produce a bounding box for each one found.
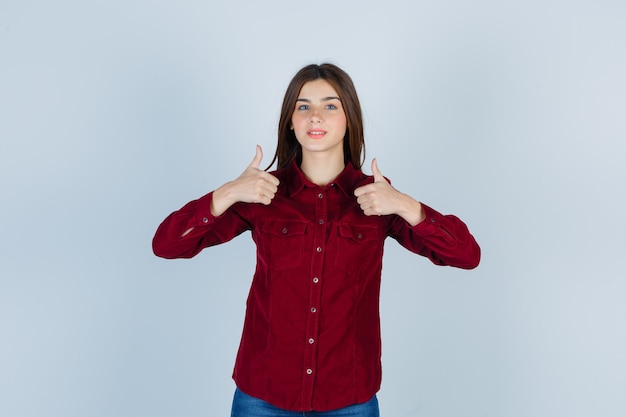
[307,130,327,139]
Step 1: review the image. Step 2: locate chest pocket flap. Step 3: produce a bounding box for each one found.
[338,223,378,243]
[258,220,308,270]
[261,220,307,237]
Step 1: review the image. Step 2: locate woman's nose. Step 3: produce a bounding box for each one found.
[310,109,323,123]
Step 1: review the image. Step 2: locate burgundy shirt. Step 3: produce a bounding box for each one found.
[152,161,480,412]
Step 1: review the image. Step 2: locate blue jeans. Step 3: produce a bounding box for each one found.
[230,388,380,417]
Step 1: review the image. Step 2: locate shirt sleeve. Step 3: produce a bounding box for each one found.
[152,191,251,259]
[388,203,481,269]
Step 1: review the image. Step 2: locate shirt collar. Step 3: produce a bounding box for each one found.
[284,160,363,197]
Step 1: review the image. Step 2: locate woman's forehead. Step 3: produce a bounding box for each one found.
[298,79,340,98]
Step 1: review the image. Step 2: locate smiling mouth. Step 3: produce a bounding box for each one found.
[307,130,327,138]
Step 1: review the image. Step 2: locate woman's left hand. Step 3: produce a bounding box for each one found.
[354,159,426,226]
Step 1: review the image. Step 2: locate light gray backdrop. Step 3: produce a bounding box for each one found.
[1,1,624,416]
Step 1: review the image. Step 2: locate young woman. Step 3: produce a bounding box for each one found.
[152,63,480,416]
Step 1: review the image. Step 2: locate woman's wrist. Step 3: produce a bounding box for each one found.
[397,193,426,226]
[211,182,236,217]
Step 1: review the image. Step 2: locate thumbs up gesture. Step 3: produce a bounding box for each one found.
[354,159,395,216]
[210,145,280,216]
[354,158,426,224]
[234,145,280,204]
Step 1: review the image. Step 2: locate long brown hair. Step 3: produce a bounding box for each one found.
[266,63,365,170]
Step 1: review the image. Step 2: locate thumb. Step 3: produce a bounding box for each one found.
[372,158,385,183]
[249,145,263,169]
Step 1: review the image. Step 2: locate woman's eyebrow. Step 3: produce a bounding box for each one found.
[296,96,341,102]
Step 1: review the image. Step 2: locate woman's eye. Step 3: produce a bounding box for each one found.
[297,104,309,111]
[325,104,337,110]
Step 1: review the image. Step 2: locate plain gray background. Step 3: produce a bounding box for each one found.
[1,1,625,416]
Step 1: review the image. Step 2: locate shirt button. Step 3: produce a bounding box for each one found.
[306,368,313,375]
[357,233,363,239]
[430,218,436,223]
[317,193,323,199]
[316,246,322,253]
[202,217,209,223]
[282,227,288,234]
[310,307,317,313]
[318,219,324,225]
[313,277,319,283]
[308,338,315,344]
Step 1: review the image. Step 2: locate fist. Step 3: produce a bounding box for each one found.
[354,158,394,216]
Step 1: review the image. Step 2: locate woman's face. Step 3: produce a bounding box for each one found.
[291,79,347,160]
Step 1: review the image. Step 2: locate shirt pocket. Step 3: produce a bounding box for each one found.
[258,220,308,270]
[333,223,381,272]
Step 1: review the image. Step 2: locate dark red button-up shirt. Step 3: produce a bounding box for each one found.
[152,161,480,412]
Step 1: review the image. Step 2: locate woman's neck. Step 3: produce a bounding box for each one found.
[300,152,345,186]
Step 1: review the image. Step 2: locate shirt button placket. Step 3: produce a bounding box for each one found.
[301,187,327,408]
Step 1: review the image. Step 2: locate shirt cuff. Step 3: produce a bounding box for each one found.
[194,191,220,226]
[411,203,446,234]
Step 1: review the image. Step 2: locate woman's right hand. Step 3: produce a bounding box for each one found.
[210,145,280,216]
